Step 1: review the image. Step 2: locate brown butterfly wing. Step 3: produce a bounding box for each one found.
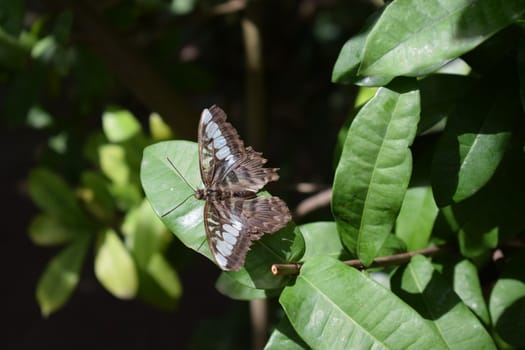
[198,105,279,192]
[204,196,291,271]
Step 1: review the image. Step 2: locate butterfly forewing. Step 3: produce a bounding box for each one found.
[194,105,291,270]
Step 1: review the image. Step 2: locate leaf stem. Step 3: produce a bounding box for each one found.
[271,244,454,276]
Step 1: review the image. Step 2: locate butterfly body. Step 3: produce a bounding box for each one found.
[191,105,291,271]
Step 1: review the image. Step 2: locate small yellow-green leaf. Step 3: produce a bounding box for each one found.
[99,144,129,185]
[149,113,173,141]
[102,108,141,142]
[94,229,138,299]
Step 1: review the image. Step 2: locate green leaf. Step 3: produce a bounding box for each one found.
[395,186,438,250]
[79,170,116,224]
[27,167,89,226]
[299,221,349,261]
[264,316,309,350]
[215,272,280,300]
[140,141,209,257]
[141,140,301,280]
[432,87,515,206]
[137,252,182,310]
[36,236,91,317]
[390,255,496,349]
[280,255,449,349]
[489,251,525,348]
[360,0,525,77]
[28,214,89,246]
[102,108,142,142]
[123,199,170,274]
[99,144,130,185]
[149,113,173,141]
[331,12,392,86]
[453,259,490,325]
[94,229,138,299]
[332,81,420,265]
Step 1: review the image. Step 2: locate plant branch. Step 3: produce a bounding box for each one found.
[294,188,332,218]
[271,244,454,276]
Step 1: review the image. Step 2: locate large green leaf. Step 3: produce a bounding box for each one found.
[390,255,495,349]
[360,0,525,77]
[94,229,138,299]
[395,186,438,251]
[36,236,91,316]
[432,87,515,206]
[280,255,448,349]
[453,259,490,325]
[332,82,420,265]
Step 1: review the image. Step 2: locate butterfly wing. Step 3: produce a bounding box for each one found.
[198,105,280,192]
[198,105,246,187]
[204,196,291,271]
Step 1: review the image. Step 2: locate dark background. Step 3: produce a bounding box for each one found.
[4,1,376,348]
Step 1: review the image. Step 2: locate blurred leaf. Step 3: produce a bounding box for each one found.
[432,87,515,206]
[391,255,495,349]
[395,186,438,250]
[28,214,89,246]
[280,256,448,349]
[149,113,174,141]
[360,0,525,76]
[99,144,129,185]
[0,0,25,34]
[453,259,490,325]
[332,81,420,265]
[36,236,91,317]
[79,170,116,224]
[137,252,182,310]
[26,105,53,129]
[265,316,309,350]
[123,199,168,268]
[27,167,89,226]
[170,0,196,15]
[94,229,138,299]
[102,108,142,142]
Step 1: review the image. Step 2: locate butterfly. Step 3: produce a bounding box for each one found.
[167,105,292,271]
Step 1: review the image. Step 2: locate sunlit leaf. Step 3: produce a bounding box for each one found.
[360,0,525,76]
[453,259,490,325]
[94,229,138,299]
[280,255,448,349]
[102,108,141,142]
[332,81,420,265]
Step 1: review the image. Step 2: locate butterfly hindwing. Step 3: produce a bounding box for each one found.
[204,196,291,270]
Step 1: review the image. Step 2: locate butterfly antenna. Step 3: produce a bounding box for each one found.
[166,157,197,192]
[161,192,194,217]
[196,237,207,252]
